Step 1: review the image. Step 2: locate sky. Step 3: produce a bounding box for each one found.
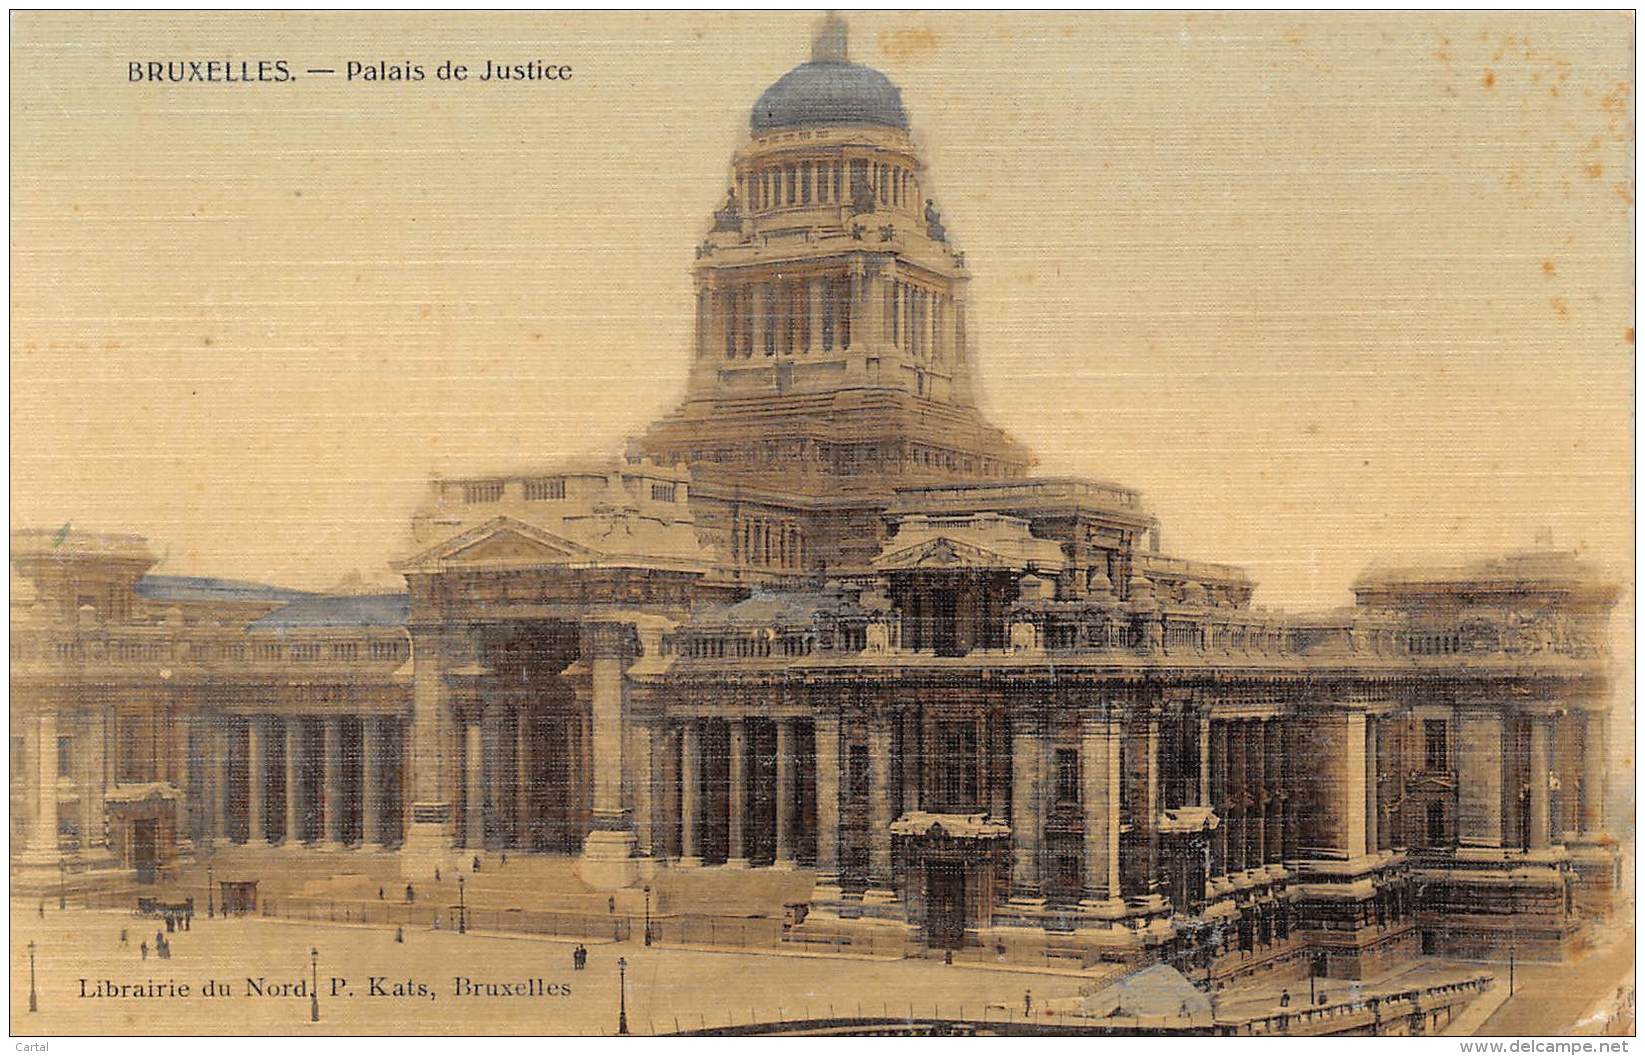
[11,11,1634,623]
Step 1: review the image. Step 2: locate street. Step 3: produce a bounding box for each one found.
[10,902,1088,1036]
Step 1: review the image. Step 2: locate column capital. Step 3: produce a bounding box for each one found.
[579,619,639,661]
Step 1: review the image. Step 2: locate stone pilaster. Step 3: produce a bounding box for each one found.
[24,710,59,860]
[1080,715,1122,907]
[1582,710,1607,835]
[212,718,230,846]
[1456,710,1503,848]
[1009,716,1043,899]
[1363,715,1378,857]
[679,722,702,867]
[866,714,893,890]
[814,717,841,882]
[775,718,797,869]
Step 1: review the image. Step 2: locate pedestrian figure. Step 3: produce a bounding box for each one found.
[434,867,441,882]
[608,896,616,914]
[378,886,385,900]
[395,926,404,944]
[1280,990,1291,1008]
[944,949,953,965]
[500,853,508,867]
[472,855,481,873]
[140,941,149,960]
[166,914,175,933]
[184,912,191,931]
[120,928,129,947]
[1024,990,1032,1016]
[406,883,415,903]
[37,900,44,918]
[156,930,165,949]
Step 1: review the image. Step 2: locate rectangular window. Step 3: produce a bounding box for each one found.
[57,736,73,778]
[117,716,143,783]
[1424,719,1448,770]
[849,744,870,800]
[650,483,676,503]
[1426,800,1446,844]
[801,162,811,203]
[934,720,978,811]
[291,643,321,662]
[1055,748,1080,805]
[462,481,503,504]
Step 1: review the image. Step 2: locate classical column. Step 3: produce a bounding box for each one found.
[775,718,797,869]
[322,717,346,847]
[169,711,191,851]
[1528,715,1552,850]
[246,718,266,845]
[26,710,59,857]
[1227,721,1246,872]
[867,714,893,889]
[1457,710,1504,848]
[1250,720,1267,866]
[1363,716,1378,857]
[1080,716,1122,905]
[727,719,749,867]
[361,716,382,849]
[1198,716,1212,807]
[1009,716,1043,899]
[515,708,531,848]
[282,719,302,845]
[1582,710,1607,834]
[1212,719,1229,877]
[1266,722,1285,862]
[403,626,456,870]
[464,719,484,850]
[808,278,824,354]
[632,722,657,858]
[212,718,230,845]
[814,717,841,881]
[578,620,638,888]
[679,722,702,866]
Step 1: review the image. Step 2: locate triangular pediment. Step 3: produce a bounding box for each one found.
[397,517,601,574]
[872,536,1020,572]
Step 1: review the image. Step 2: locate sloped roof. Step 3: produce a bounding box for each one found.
[136,574,312,606]
[248,593,410,630]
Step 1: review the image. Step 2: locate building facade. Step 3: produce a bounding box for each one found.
[11,17,1620,985]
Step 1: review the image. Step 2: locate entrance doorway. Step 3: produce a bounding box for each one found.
[925,862,967,949]
[131,819,158,884]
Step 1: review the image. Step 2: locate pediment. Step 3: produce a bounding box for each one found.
[398,517,600,574]
[447,529,578,566]
[873,536,1019,572]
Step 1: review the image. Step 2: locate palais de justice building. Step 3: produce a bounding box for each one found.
[11,18,1621,983]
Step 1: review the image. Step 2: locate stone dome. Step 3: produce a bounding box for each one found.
[751,16,909,134]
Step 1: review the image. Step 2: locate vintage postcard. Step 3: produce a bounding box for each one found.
[8,9,1635,1043]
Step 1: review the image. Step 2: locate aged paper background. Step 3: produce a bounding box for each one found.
[10,9,1635,1039]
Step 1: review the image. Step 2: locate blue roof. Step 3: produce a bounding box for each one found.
[752,60,909,133]
[136,574,312,605]
[248,593,410,630]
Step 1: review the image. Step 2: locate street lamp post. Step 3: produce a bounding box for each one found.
[57,858,66,911]
[207,861,215,919]
[617,956,629,1036]
[28,941,38,1013]
[643,885,652,946]
[458,876,466,935]
[310,947,320,1023]
[1509,945,1516,996]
